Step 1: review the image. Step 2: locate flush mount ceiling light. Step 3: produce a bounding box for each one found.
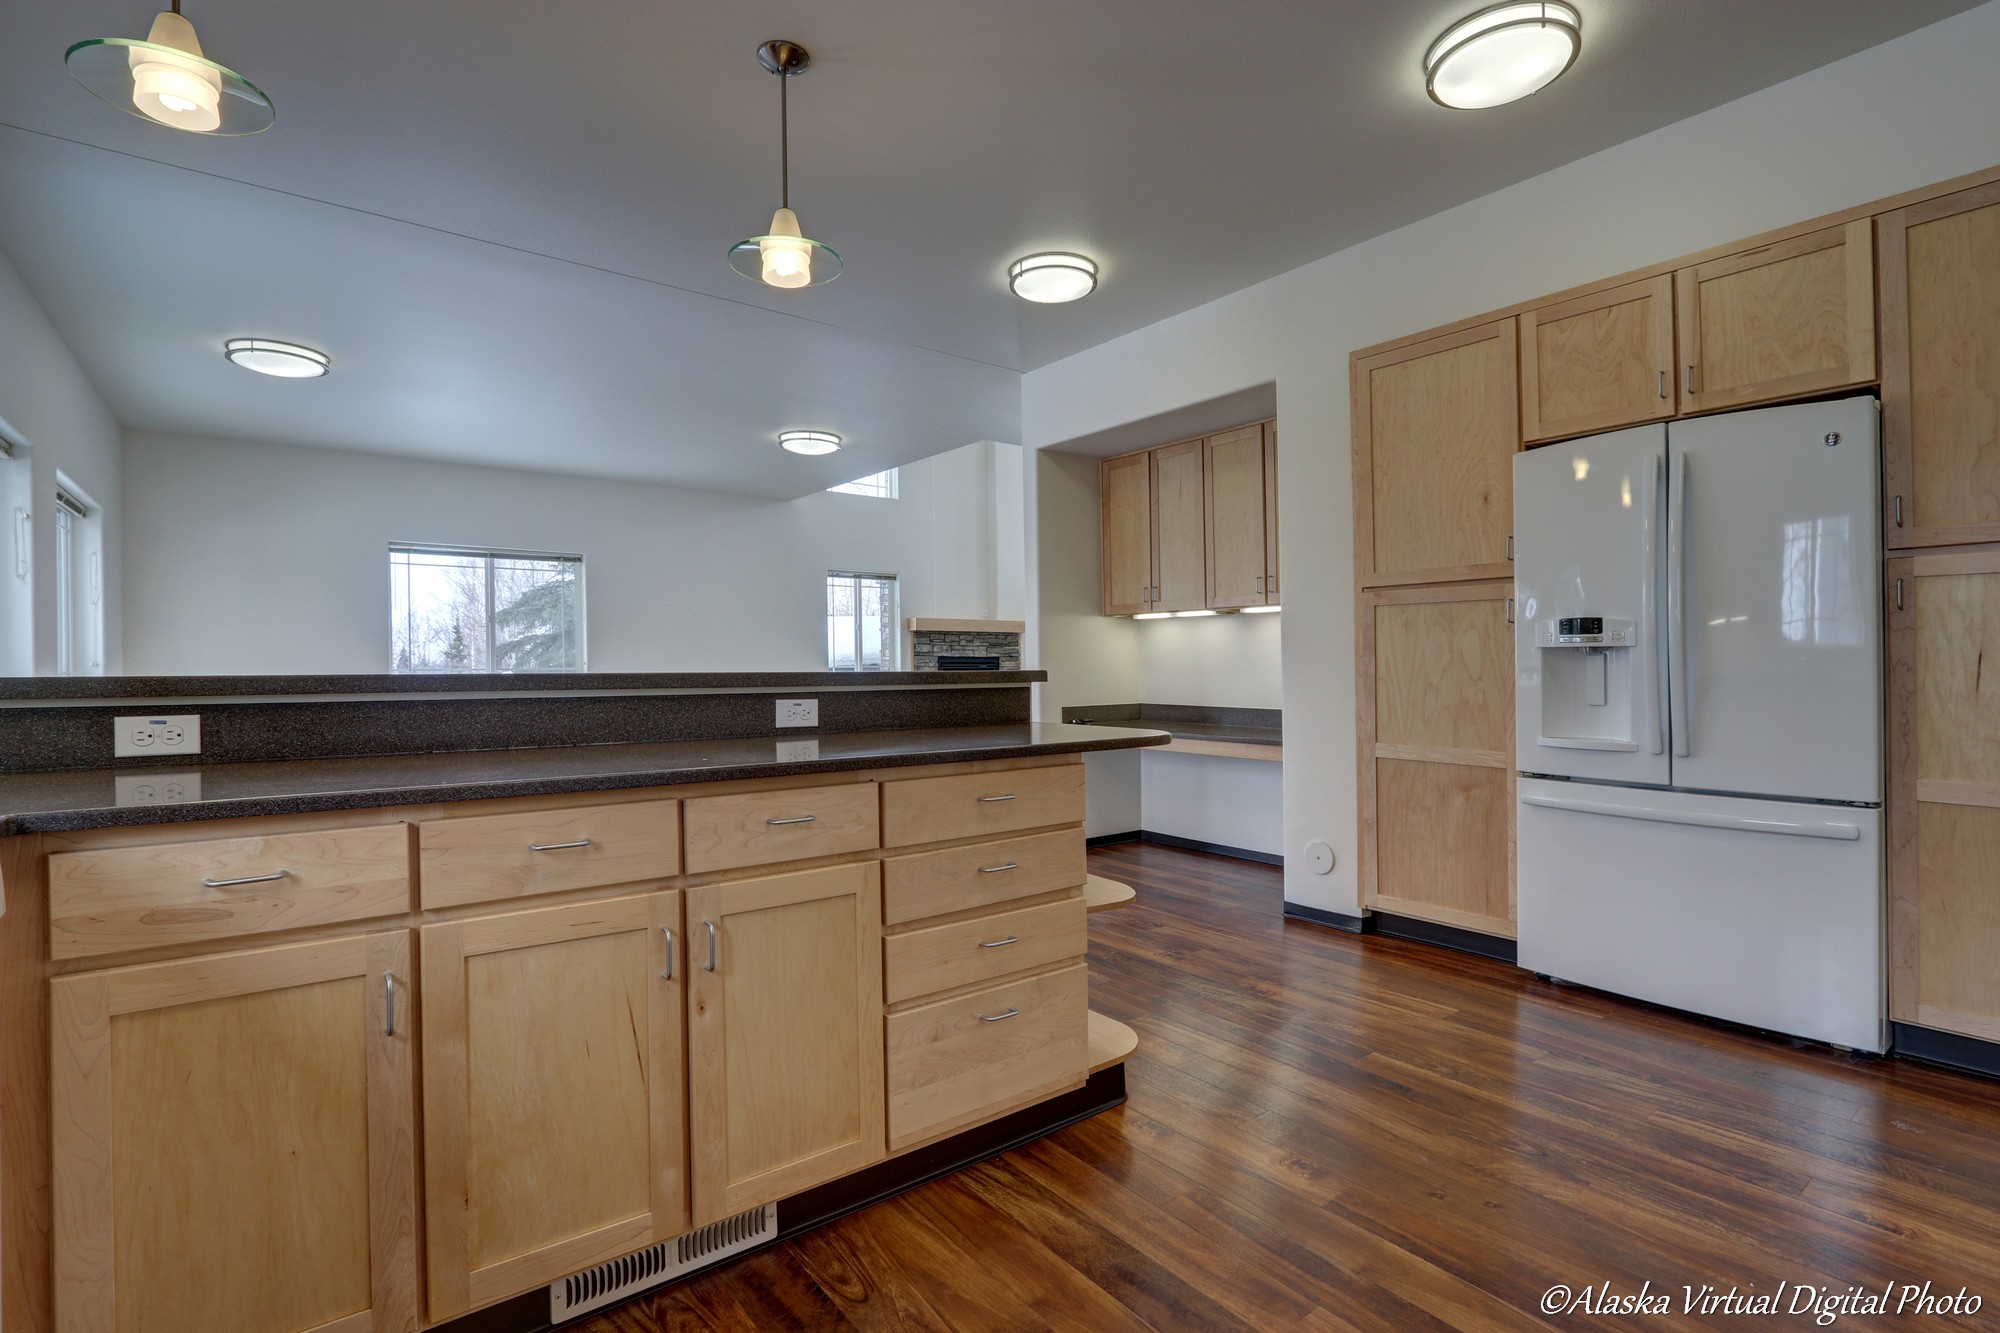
[223,338,328,378]
[1008,252,1098,304]
[778,430,842,456]
[729,41,841,289]
[66,2,274,135]
[1425,1,1580,110]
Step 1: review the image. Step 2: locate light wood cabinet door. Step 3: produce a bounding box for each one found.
[1204,424,1271,609]
[420,893,685,1320]
[1353,321,1518,588]
[1519,275,1675,442]
[51,933,418,1333]
[686,863,884,1225]
[1881,181,2000,550]
[1675,219,1876,415]
[1889,552,2000,1043]
[1263,422,1280,600]
[1099,451,1153,615]
[1359,581,1515,937]
[1150,439,1207,611]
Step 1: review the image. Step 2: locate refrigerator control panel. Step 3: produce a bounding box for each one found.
[1535,617,1635,648]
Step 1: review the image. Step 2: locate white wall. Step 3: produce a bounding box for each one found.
[121,431,1015,674]
[0,248,122,675]
[1023,2,2000,916]
[1141,751,1284,859]
[1138,614,1282,709]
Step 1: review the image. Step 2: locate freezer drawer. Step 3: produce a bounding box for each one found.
[1517,778,1885,1052]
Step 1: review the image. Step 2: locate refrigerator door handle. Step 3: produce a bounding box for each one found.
[1667,449,1691,758]
[1641,452,1665,755]
[1520,792,1862,841]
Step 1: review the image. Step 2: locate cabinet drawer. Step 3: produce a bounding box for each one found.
[880,764,1084,848]
[882,828,1085,926]
[418,800,680,909]
[683,783,879,874]
[885,963,1088,1151]
[884,897,1085,1004]
[48,825,411,959]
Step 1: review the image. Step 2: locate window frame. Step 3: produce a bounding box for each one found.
[827,469,900,499]
[826,570,900,672]
[388,542,587,674]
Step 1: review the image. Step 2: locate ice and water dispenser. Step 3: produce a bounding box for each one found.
[1531,614,1641,749]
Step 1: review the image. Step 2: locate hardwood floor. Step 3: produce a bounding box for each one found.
[579,842,2000,1331]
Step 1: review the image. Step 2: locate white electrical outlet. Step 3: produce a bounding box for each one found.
[114,773,203,806]
[113,713,202,758]
[775,698,818,728]
[774,738,820,762]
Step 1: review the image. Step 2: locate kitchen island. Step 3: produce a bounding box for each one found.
[0,673,1164,1333]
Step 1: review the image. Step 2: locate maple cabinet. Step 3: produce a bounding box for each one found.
[1099,419,1279,615]
[1098,450,1153,615]
[1889,551,2000,1044]
[1205,422,1278,609]
[51,933,418,1333]
[1519,275,1676,443]
[419,893,685,1321]
[1881,180,2000,550]
[1149,439,1208,611]
[1675,219,1876,415]
[1352,321,1518,587]
[1358,581,1515,938]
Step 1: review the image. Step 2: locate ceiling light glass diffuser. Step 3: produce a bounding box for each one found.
[730,41,841,288]
[1425,2,1580,110]
[66,8,274,135]
[224,339,329,378]
[779,430,842,456]
[1008,253,1098,303]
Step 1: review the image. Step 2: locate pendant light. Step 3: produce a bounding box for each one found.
[66,2,274,135]
[1425,2,1580,110]
[729,41,841,289]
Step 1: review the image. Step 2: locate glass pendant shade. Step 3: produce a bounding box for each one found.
[730,208,842,288]
[66,11,274,135]
[1425,2,1580,110]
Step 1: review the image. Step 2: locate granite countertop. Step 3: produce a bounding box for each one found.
[1060,704,1281,748]
[0,723,1168,835]
[1145,720,1282,747]
[0,669,1046,702]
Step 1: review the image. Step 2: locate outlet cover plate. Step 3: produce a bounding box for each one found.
[113,713,202,758]
[775,699,818,728]
[114,773,204,806]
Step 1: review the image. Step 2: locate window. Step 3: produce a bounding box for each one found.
[827,469,898,499]
[390,544,584,673]
[827,572,898,671]
[52,482,101,676]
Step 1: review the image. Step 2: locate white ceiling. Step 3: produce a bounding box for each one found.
[0,1,1980,498]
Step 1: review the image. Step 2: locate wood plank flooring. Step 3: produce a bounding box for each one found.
[579,843,2000,1331]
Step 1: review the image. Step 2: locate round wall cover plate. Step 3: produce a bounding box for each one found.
[1305,840,1335,875]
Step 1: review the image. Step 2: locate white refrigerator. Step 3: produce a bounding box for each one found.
[1514,395,1885,1052]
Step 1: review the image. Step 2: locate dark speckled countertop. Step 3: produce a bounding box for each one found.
[0,724,1168,835]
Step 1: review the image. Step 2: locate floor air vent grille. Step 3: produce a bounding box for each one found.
[549,1204,776,1321]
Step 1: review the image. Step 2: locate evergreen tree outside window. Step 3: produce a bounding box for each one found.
[390,544,584,672]
[827,571,897,670]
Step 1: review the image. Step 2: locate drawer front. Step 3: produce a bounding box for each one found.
[884,897,1086,1004]
[885,963,1088,1151]
[880,763,1085,848]
[48,825,410,959]
[682,783,879,874]
[419,800,681,909]
[883,828,1086,926]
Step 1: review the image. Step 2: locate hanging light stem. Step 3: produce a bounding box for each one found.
[779,64,789,209]
[170,0,181,12]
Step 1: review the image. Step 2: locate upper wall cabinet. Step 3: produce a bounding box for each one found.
[1205,423,1276,609]
[1881,180,2000,550]
[1150,439,1208,613]
[1353,320,1518,587]
[1675,219,1876,415]
[1519,275,1675,443]
[1098,451,1153,615]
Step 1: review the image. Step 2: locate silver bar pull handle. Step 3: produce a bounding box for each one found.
[661,925,675,981]
[978,1008,1021,1023]
[703,920,718,972]
[977,862,1019,874]
[384,972,397,1037]
[1506,535,1514,561]
[1893,495,1904,527]
[202,870,288,888]
[978,935,1019,949]
[1505,598,1514,625]
[1685,365,1696,395]
[1895,578,1904,612]
[528,839,591,852]
[1667,449,1692,758]
[1658,369,1668,399]
[765,814,817,826]
[977,794,1018,803]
